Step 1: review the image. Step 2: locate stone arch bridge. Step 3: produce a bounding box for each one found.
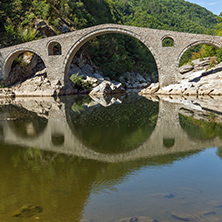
[0,24,222,88]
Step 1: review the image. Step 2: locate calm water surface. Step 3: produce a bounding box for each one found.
[0,93,222,222]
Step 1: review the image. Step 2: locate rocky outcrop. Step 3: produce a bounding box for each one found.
[69,60,151,91]
[179,64,194,74]
[179,57,215,74]
[140,60,222,96]
[139,83,160,94]
[11,75,65,97]
[35,19,56,36]
[119,72,151,89]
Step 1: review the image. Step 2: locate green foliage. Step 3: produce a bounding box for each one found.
[21,28,38,42]
[179,113,222,140]
[70,73,92,90]
[179,44,218,66]
[32,0,50,20]
[216,47,222,63]
[79,34,158,80]
[162,38,174,47]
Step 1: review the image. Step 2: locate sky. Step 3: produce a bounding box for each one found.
[188,0,222,15]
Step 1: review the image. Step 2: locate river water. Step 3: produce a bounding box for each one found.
[0,92,222,222]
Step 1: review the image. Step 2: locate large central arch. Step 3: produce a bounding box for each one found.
[62,27,160,85]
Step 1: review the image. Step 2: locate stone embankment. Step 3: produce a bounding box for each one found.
[140,58,222,96]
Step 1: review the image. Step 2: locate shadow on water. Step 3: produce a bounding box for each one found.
[65,94,159,154]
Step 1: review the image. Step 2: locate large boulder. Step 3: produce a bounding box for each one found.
[12,75,65,97]
[139,83,159,95]
[179,64,194,74]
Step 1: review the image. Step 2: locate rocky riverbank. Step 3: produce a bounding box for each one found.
[140,58,222,96]
[0,49,154,98]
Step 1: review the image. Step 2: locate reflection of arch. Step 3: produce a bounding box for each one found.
[7,106,48,139]
[3,48,46,80]
[65,97,159,154]
[51,133,65,146]
[177,40,221,67]
[48,41,62,55]
[161,36,174,47]
[62,27,160,84]
[163,138,175,148]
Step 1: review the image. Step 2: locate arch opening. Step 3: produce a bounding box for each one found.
[162,37,174,47]
[51,133,65,146]
[163,138,175,148]
[178,41,220,70]
[64,28,159,89]
[3,50,46,86]
[6,105,48,139]
[48,42,62,56]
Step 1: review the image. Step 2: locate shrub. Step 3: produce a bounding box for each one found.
[70,73,92,90]
[216,47,222,63]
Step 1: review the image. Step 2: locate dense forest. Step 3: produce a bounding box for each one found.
[0,0,222,79]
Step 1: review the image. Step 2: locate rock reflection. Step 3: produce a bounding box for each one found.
[1,94,222,161]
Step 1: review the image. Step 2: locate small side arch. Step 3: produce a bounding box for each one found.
[62,26,160,85]
[48,41,62,55]
[161,35,175,47]
[177,40,221,66]
[3,48,47,81]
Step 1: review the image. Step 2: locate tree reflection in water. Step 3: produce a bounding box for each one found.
[67,95,158,154]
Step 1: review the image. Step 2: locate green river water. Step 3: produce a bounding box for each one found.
[0,92,222,222]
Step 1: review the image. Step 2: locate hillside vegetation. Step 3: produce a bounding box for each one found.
[0,0,221,79]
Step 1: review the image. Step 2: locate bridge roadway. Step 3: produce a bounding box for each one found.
[0,98,220,162]
[0,24,222,89]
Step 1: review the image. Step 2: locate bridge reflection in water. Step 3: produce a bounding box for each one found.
[0,94,222,221]
[1,94,221,162]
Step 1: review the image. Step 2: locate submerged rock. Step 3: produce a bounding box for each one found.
[151,193,175,199]
[12,204,42,218]
[115,216,156,222]
[171,212,200,221]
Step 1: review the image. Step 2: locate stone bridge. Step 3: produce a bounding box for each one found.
[0,24,222,88]
[1,98,221,163]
